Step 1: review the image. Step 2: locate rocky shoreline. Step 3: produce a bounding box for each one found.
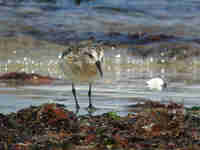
[0,101,200,150]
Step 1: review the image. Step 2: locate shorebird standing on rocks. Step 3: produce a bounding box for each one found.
[59,44,104,110]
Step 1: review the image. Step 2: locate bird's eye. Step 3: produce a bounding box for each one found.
[61,48,73,58]
[84,52,94,59]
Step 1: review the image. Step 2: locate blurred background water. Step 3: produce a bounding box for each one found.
[0,0,200,115]
[1,0,200,38]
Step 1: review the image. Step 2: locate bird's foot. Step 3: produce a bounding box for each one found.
[88,104,96,109]
[87,104,97,113]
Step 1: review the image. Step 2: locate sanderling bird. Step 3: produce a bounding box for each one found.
[146,77,167,91]
[59,44,104,109]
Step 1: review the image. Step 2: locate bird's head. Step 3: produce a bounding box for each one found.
[83,47,104,77]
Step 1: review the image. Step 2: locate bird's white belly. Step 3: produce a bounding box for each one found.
[61,62,99,83]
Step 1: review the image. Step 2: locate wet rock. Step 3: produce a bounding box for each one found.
[0,72,57,85]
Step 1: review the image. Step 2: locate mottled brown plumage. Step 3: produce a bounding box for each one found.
[59,44,104,109]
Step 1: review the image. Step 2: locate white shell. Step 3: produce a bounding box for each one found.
[146,77,166,91]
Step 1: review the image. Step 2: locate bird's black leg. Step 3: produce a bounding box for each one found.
[72,83,80,109]
[88,83,94,109]
[88,83,93,109]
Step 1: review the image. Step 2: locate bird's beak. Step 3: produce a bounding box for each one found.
[95,61,103,77]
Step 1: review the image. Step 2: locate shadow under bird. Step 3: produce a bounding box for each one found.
[59,44,104,110]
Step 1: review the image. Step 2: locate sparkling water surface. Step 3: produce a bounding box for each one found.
[0,49,200,115]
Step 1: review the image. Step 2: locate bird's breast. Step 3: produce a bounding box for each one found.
[62,61,99,82]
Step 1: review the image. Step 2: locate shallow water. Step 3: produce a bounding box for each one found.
[0,48,200,115]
